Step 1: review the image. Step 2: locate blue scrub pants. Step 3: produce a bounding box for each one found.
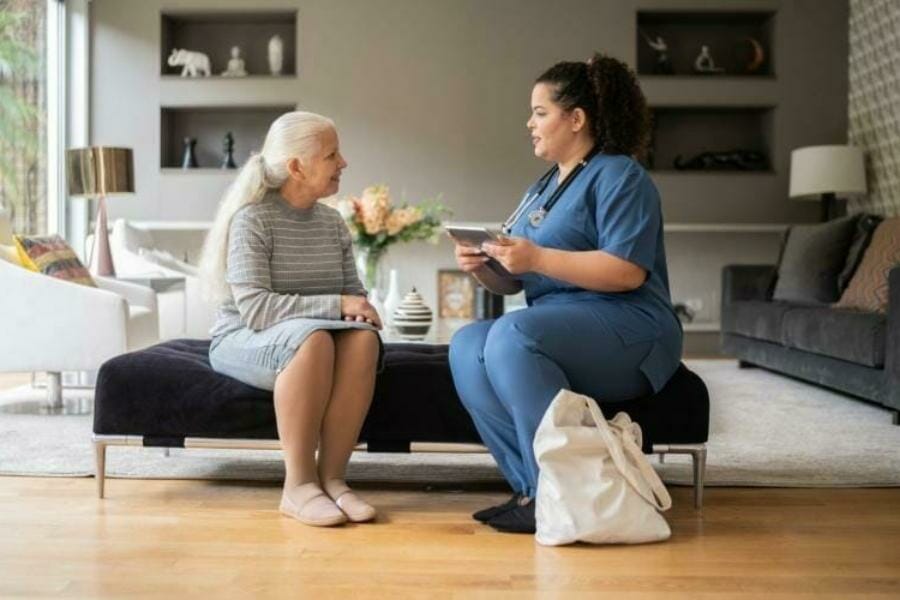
[448,302,653,497]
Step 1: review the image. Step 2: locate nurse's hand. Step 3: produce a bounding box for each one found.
[453,242,491,273]
[482,236,540,275]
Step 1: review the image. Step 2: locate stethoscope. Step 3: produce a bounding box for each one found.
[501,146,600,235]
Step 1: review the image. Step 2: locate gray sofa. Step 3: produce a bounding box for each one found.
[720,264,900,416]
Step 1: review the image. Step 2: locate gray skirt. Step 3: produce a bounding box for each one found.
[209,317,383,391]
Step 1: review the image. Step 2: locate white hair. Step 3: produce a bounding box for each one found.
[199,111,335,303]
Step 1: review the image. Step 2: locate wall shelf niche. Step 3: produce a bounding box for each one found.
[637,10,775,77]
[647,106,775,173]
[160,10,297,77]
[160,105,294,169]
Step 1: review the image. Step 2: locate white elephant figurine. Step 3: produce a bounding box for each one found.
[167,48,211,77]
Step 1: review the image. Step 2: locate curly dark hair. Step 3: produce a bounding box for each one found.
[535,53,650,159]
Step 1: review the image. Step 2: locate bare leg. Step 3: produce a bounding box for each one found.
[318,329,380,521]
[274,330,345,526]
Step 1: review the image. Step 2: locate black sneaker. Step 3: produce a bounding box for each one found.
[487,498,536,534]
[472,493,522,523]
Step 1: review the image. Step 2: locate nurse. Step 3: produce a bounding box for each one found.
[449,53,683,534]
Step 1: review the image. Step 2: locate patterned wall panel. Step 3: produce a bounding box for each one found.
[848,0,900,216]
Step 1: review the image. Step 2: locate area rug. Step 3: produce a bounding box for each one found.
[1,360,898,487]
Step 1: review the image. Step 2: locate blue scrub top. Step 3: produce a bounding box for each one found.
[508,153,683,392]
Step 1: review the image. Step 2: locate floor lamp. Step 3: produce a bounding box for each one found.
[66,147,134,276]
[789,145,867,222]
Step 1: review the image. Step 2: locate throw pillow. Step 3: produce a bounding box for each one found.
[835,217,900,313]
[771,215,859,304]
[0,244,20,266]
[13,234,96,287]
[837,214,883,292]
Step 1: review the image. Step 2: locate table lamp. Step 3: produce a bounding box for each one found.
[66,147,134,276]
[789,145,867,222]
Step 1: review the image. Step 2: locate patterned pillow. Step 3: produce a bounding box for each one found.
[0,244,20,266]
[835,218,900,313]
[13,234,96,287]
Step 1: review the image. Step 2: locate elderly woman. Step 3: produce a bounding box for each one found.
[200,111,382,527]
[449,54,683,533]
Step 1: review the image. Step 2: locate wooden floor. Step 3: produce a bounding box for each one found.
[1,477,899,598]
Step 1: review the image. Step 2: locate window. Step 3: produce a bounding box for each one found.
[0,0,48,235]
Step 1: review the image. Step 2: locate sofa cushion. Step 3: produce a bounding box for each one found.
[781,306,886,368]
[838,214,883,292]
[772,216,859,304]
[724,300,796,343]
[835,218,900,314]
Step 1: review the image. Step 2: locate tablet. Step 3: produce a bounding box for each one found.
[445,225,513,278]
[444,225,506,250]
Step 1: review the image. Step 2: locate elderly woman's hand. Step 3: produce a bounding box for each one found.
[341,295,383,330]
[482,236,542,275]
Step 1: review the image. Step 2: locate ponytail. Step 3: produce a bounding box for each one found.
[536,53,650,159]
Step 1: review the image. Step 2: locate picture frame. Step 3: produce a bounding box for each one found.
[437,269,476,319]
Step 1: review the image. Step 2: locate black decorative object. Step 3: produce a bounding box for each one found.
[641,30,674,74]
[181,137,198,169]
[475,285,505,320]
[221,131,237,169]
[674,149,768,171]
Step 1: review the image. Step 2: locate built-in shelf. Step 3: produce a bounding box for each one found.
[159,77,300,107]
[664,223,786,233]
[640,76,778,107]
[637,10,775,77]
[682,321,720,332]
[160,105,293,169]
[160,167,239,175]
[132,220,213,231]
[160,10,297,77]
[648,106,774,172]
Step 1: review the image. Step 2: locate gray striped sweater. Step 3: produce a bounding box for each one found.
[210,192,367,337]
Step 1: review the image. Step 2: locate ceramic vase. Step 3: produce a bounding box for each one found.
[268,35,284,75]
[392,288,433,341]
[383,269,402,329]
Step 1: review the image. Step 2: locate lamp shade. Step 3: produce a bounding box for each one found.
[789,145,867,200]
[66,147,134,198]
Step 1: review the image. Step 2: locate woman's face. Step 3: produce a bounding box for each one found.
[301,127,348,198]
[526,83,580,163]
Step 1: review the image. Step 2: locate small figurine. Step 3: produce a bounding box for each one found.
[221,46,247,77]
[641,31,674,75]
[221,132,237,169]
[693,45,725,74]
[181,137,198,169]
[167,48,211,77]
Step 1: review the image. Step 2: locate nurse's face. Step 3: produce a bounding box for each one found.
[527,83,581,163]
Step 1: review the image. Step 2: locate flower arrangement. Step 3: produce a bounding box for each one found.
[333,185,451,290]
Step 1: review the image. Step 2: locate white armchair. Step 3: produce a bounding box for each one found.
[96,219,216,339]
[0,251,158,408]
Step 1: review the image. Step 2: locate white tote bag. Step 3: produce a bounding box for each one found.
[534,389,672,546]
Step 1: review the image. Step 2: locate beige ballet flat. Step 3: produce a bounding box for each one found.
[331,489,377,523]
[279,490,348,527]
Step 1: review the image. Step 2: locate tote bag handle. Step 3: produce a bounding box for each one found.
[584,396,672,511]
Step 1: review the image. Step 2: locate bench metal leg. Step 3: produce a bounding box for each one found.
[653,443,707,510]
[94,440,107,499]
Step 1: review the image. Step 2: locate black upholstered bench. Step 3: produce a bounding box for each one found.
[93,339,710,506]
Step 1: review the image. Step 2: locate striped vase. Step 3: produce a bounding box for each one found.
[391,288,433,340]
